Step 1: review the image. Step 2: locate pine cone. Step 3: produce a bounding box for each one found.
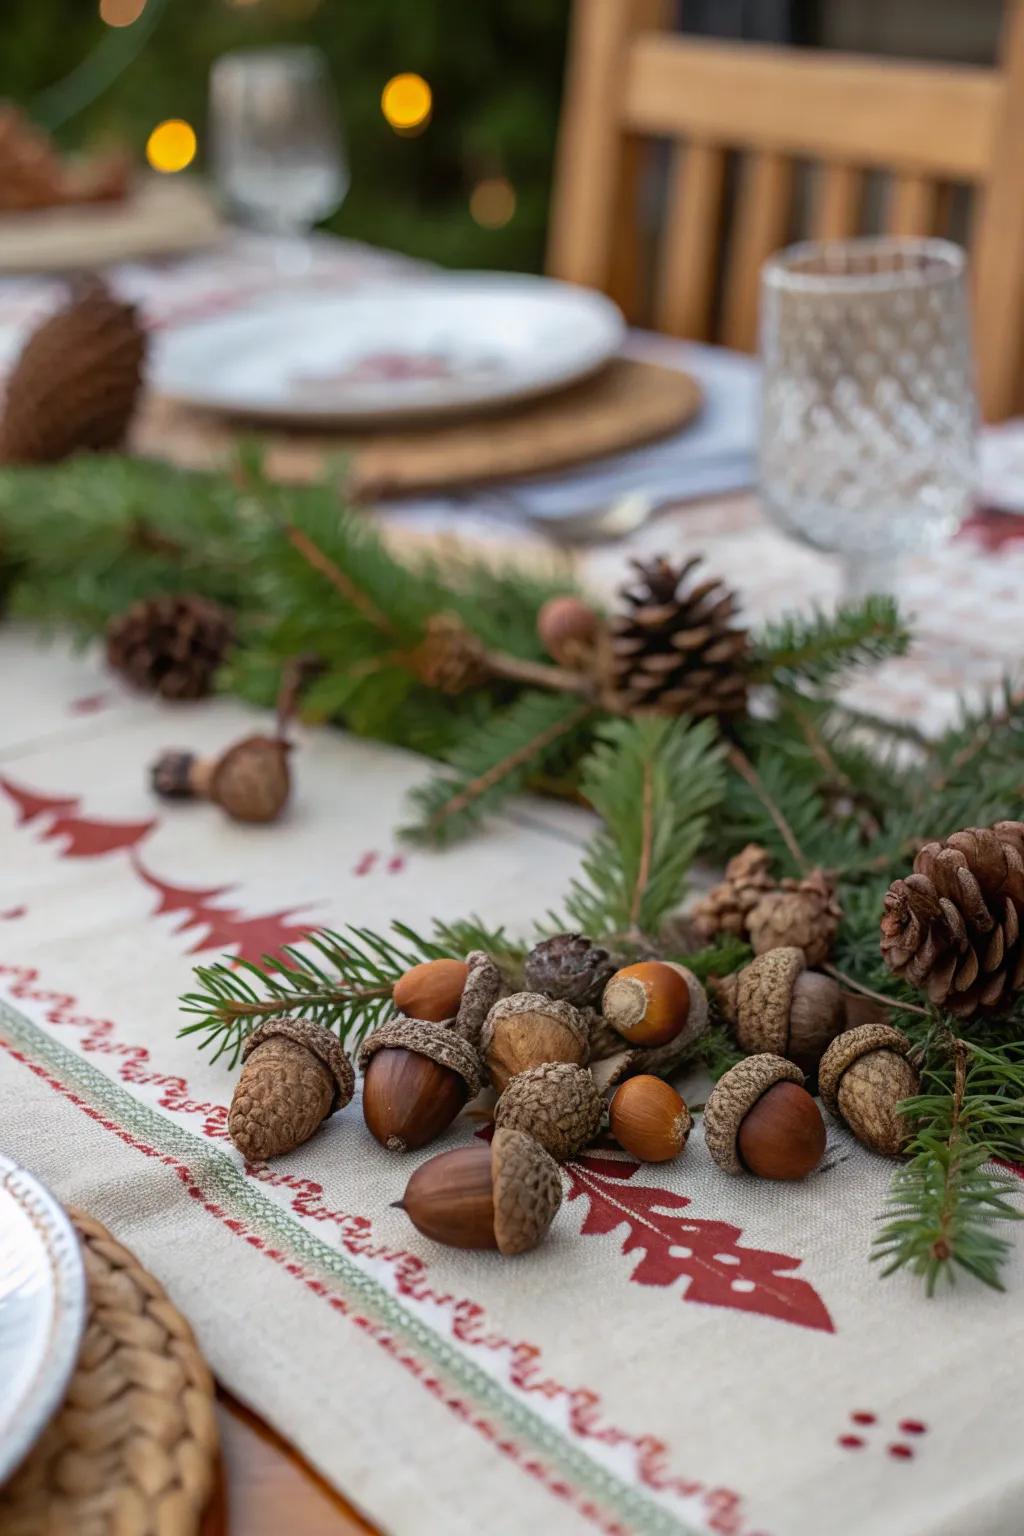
[106,593,235,700]
[408,613,489,695]
[881,822,1024,1017]
[747,870,841,968]
[690,844,776,941]
[523,933,616,1007]
[0,281,146,464]
[0,104,65,211]
[609,556,748,719]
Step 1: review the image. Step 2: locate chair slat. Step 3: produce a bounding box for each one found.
[973,0,1024,419]
[655,141,727,338]
[813,163,864,240]
[722,152,794,352]
[886,174,938,235]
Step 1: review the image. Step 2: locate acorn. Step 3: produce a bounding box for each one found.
[151,733,291,824]
[358,1016,483,1153]
[481,993,588,1094]
[703,1055,826,1179]
[452,949,504,1050]
[608,1075,692,1163]
[712,948,844,1076]
[523,933,616,1008]
[537,595,599,667]
[228,1018,354,1161]
[602,961,703,1048]
[392,958,469,1023]
[818,1024,920,1156]
[394,1127,562,1255]
[493,1061,603,1160]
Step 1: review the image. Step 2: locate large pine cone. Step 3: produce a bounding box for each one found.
[609,556,748,718]
[0,282,146,464]
[106,593,235,700]
[881,823,1024,1017]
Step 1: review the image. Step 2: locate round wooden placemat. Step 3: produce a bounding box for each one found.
[131,356,702,497]
[0,1208,220,1536]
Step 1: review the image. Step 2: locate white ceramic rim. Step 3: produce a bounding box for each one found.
[762,236,967,294]
[0,1155,86,1485]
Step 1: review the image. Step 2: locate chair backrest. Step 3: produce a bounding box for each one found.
[547,0,1024,419]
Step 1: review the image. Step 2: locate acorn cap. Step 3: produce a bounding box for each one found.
[733,947,805,1054]
[491,1127,563,1255]
[358,1015,484,1098]
[243,1016,355,1112]
[588,966,708,1091]
[703,1054,805,1173]
[453,950,504,1050]
[494,1061,604,1160]
[817,1023,912,1116]
[481,992,588,1054]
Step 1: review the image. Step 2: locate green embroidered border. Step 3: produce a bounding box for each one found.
[0,996,704,1536]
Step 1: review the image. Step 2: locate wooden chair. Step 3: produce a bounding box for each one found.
[547,0,1024,419]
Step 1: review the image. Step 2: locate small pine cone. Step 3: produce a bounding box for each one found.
[747,870,841,968]
[0,281,146,463]
[881,822,1024,1017]
[609,555,749,720]
[690,844,776,942]
[523,933,616,1008]
[0,104,65,211]
[106,593,235,700]
[228,1018,355,1161]
[494,1061,603,1160]
[409,614,489,695]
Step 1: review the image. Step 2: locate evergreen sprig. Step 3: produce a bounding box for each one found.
[750,595,910,689]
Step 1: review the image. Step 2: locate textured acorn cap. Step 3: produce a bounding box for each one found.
[818,1023,911,1116]
[453,950,504,1050]
[491,1127,563,1255]
[480,992,589,1054]
[733,947,805,1054]
[358,1014,484,1098]
[243,1016,354,1110]
[703,1054,805,1173]
[494,1061,603,1160]
[588,966,708,1091]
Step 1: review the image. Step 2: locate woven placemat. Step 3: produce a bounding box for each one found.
[131,356,702,497]
[0,177,225,273]
[0,1208,220,1536]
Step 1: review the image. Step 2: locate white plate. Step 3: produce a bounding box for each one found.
[0,1156,86,1484]
[152,272,625,424]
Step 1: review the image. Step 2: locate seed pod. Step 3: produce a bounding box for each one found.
[608,1075,692,1163]
[481,992,588,1094]
[395,1127,562,1254]
[229,1018,354,1160]
[392,958,469,1023]
[818,1024,919,1156]
[493,1061,603,1160]
[523,933,616,1008]
[151,734,291,824]
[537,595,599,667]
[712,947,843,1076]
[703,1055,825,1179]
[359,1016,483,1152]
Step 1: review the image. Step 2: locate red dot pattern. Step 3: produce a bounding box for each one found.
[889,1444,914,1460]
[851,1411,876,1425]
[900,1420,927,1435]
[838,1435,865,1449]
[838,1411,928,1460]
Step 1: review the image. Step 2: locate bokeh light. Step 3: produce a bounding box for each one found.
[99,0,146,22]
[146,119,198,174]
[381,73,432,135]
[469,176,517,229]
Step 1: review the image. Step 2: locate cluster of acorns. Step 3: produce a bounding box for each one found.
[225,929,922,1259]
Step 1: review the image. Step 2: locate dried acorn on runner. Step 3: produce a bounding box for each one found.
[394,1128,562,1255]
[493,1061,603,1160]
[151,733,291,824]
[228,1018,354,1161]
[359,1016,484,1153]
[703,1055,826,1180]
[818,1024,920,1156]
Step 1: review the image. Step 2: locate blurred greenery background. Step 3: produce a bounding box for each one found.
[0,0,569,271]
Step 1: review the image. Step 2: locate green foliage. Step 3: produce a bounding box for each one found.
[750,596,910,690]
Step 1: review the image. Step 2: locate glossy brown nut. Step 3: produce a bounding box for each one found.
[362,1048,468,1153]
[736,1081,826,1180]
[602,961,690,1047]
[392,958,469,1022]
[608,1074,692,1162]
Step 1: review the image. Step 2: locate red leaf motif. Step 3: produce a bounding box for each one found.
[566,1157,834,1333]
[132,856,317,964]
[0,776,155,857]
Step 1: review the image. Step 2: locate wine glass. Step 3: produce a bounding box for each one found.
[209,46,349,269]
[758,237,977,599]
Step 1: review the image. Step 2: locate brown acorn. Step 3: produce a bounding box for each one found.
[480,993,588,1094]
[392,958,469,1022]
[151,734,291,824]
[537,595,599,666]
[818,1024,920,1156]
[703,1055,826,1179]
[358,1017,483,1153]
[493,1061,603,1160]
[608,1075,692,1163]
[602,961,696,1047]
[712,948,843,1076]
[394,1127,562,1254]
[228,1018,354,1161]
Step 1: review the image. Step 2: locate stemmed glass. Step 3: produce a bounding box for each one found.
[758,238,977,598]
[209,46,349,270]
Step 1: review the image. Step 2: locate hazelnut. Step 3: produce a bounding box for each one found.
[818,1024,920,1156]
[587,964,708,1092]
[394,1127,562,1254]
[602,961,692,1047]
[713,948,843,1075]
[358,1016,483,1153]
[537,595,599,666]
[228,1018,354,1160]
[703,1055,825,1179]
[494,1062,603,1160]
[480,993,588,1093]
[392,958,469,1023]
[151,734,291,824]
[609,1075,692,1163]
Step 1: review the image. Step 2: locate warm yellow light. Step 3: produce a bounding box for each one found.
[470,176,517,230]
[99,0,146,23]
[146,119,198,175]
[381,73,432,134]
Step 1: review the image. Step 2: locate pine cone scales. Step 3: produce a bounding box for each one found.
[610,556,748,719]
[106,593,234,700]
[881,822,1024,1016]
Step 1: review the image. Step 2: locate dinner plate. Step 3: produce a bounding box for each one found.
[152,272,626,424]
[0,1156,86,1483]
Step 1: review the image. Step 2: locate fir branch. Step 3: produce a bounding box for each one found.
[751,595,910,689]
[725,743,811,874]
[282,519,399,638]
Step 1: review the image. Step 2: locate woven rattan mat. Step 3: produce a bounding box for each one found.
[0,1209,219,1536]
[131,356,702,497]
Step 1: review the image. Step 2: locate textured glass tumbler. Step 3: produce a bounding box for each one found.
[758,238,977,598]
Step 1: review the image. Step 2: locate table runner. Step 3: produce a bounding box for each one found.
[1,628,1023,1536]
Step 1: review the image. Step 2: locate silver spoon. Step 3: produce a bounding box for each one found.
[476,488,667,544]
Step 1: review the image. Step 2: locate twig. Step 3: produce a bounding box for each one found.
[283,522,398,637]
[725,743,811,874]
[482,648,595,696]
[628,755,655,930]
[787,699,882,839]
[824,964,930,1019]
[203,982,394,1026]
[932,1038,970,1263]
